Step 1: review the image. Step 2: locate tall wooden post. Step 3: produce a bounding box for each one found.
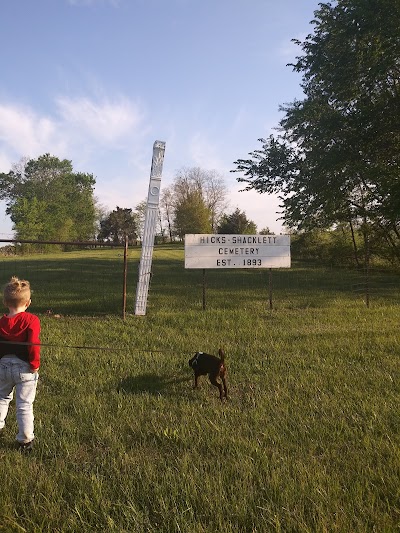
[134,140,166,315]
[268,268,273,310]
[122,234,128,320]
[202,269,206,310]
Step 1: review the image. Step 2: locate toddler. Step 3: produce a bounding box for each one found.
[0,276,40,451]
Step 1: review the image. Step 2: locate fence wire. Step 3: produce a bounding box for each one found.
[0,242,399,315]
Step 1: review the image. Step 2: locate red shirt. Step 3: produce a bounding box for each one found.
[0,312,41,371]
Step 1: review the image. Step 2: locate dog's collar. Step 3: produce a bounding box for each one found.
[192,352,203,365]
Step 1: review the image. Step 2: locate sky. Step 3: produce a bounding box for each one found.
[0,0,320,238]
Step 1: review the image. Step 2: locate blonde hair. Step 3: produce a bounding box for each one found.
[3,276,31,308]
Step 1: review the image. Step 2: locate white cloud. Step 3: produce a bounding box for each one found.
[56,96,144,146]
[0,152,12,173]
[0,104,63,159]
[0,95,149,234]
[0,95,147,179]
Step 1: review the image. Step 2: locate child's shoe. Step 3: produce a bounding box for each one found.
[18,440,34,453]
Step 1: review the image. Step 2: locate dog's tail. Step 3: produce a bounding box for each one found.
[218,348,225,361]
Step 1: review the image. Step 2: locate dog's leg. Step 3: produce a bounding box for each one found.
[209,375,223,400]
[221,375,228,399]
[193,373,200,389]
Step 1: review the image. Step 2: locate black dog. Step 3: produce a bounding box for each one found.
[188,348,228,400]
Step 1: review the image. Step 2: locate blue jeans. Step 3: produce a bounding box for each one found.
[0,356,38,444]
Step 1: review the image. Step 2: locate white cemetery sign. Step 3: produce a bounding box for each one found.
[185,234,291,269]
[134,140,166,315]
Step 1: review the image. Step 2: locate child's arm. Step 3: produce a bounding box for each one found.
[27,316,41,372]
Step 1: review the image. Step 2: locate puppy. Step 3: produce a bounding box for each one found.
[188,348,228,400]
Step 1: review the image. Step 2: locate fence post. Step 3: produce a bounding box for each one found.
[122,235,128,319]
[268,268,273,310]
[202,268,206,310]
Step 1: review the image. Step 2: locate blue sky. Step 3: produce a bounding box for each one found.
[0,0,320,237]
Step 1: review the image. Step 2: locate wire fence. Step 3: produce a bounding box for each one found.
[0,238,131,317]
[194,262,400,310]
[1,239,399,316]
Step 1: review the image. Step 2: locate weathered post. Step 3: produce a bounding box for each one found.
[122,234,128,320]
[268,267,273,310]
[134,140,166,316]
[202,268,206,310]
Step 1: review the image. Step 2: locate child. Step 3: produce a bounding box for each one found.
[0,276,40,452]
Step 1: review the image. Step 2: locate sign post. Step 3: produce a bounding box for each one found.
[134,140,166,316]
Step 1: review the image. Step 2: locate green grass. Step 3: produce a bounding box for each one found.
[0,246,399,532]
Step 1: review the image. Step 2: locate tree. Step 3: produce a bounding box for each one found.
[174,190,212,239]
[134,200,147,241]
[11,197,46,253]
[133,198,166,243]
[160,186,176,241]
[172,167,228,232]
[0,154,97,244]
[233,0,400,262]
[217,208,257,234]
[98,207,137,244]
[259,227,271,235]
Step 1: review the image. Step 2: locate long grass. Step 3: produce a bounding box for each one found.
[0,246,399,532]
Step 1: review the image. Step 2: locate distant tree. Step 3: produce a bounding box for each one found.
[134,200,147,240]
[11,197,46,253]
[0,154,97,244]
[94,201,109,240]
[12,197,45,240]
[217,208,257,234]
[160,185,175,241]
[133,198,167,243]
[174,190,212,239]
[173,167,228,232]
[259,227,271,235]
[98,207,137,244]
[291,227,362,266]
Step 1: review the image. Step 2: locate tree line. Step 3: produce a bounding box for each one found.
[0,155,261,252]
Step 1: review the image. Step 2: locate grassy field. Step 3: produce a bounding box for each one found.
[0,246,399,532]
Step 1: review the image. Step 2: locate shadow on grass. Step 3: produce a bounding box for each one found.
[0,437,26,453]
[117,373,188,396]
